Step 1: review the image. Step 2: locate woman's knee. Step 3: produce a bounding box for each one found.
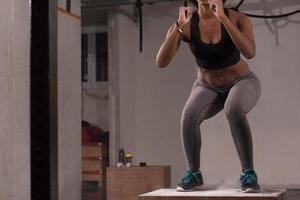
[181,108,200,124]
[181,106,204,129]
[224,100,244,119]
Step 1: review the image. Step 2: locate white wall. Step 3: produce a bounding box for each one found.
[110,1,300,188]
[82,88,109,130]
[57,0,82,199]
[81,9,110,131]
[0,0,30,199]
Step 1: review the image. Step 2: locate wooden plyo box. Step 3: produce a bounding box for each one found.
[82,142,109,187]
[106,166,171,200]
[82,143,108,157]
[139,188,286,200]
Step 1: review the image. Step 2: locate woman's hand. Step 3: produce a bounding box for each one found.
[208,0,226,20]
[177,6,194,26]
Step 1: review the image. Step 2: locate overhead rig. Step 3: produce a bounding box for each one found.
[82,0,300,52]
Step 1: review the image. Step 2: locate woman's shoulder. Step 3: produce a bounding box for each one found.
[227,8,251,25]
[227,8,250,20]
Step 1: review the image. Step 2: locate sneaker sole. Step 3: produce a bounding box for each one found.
[242,187,261,193]
[176,185,202,192]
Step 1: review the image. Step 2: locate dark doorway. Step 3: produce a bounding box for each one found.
[30,0,57,199]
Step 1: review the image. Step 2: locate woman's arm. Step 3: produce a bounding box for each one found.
[156,6,193,68]
[208,0,256,59]
[220,12,256,59]
[155,23,182,68]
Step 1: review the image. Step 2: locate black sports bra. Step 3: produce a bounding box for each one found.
[188,8,240,69]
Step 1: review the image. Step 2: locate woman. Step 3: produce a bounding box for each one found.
[156,0,261,193]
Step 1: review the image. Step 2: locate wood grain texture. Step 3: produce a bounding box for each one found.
[82,143,108,157]
[139,197,206,200]
[82,143,109,187]
[139,196,282,200]
[82,158,108,172]
[138,189,285,200]
[138,191,284,200]
[82,172,106,187]
[106,166,171,200]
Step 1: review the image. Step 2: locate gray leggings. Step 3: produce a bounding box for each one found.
[181,71,261,172]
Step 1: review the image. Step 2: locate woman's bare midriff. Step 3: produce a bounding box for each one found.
[197,58,250,87]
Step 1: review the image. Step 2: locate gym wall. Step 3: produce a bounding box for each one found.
[57,0,82,199]
[0,0,30,199]
[109,1,300,188]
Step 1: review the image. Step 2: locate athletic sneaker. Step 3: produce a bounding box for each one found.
[239,169,261,193]
[176,169,204,192]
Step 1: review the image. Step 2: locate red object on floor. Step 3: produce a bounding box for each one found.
[82,120,109,144]
[82,127,94,143]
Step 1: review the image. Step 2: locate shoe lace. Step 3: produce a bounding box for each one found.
[181,169,200,184]
[238,169,257,185]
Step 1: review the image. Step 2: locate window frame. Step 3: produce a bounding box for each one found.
[82,25,108,89]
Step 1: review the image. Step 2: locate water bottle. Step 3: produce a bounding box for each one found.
[117,148,125,167]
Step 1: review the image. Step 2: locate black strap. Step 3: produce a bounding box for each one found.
[190,11,199,42]
[66,0,71,12]
[224,8,229,17]
[190,8,230,43]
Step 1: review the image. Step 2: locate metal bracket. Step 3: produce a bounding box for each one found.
[134,0,143,23]
[135,0,143,52]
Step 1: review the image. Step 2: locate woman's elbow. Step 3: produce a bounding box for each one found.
[156,62,167,68]
[155,57,169,68]
[243,48,256,59]
[244,53,255,59]
[157,64,168,68]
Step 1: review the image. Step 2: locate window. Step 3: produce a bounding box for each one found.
[81,26,108,89]
[82,34,88,82]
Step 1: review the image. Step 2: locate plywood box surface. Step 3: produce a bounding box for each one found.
[107,166,171,200]
[138,188,286,200]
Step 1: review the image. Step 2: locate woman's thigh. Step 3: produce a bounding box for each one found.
[182,81,224,122]
[224,73,261,114]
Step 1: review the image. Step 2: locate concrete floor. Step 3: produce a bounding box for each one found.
[82,182,300,200]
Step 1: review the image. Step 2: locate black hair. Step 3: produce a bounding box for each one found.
[189,0,228,7]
